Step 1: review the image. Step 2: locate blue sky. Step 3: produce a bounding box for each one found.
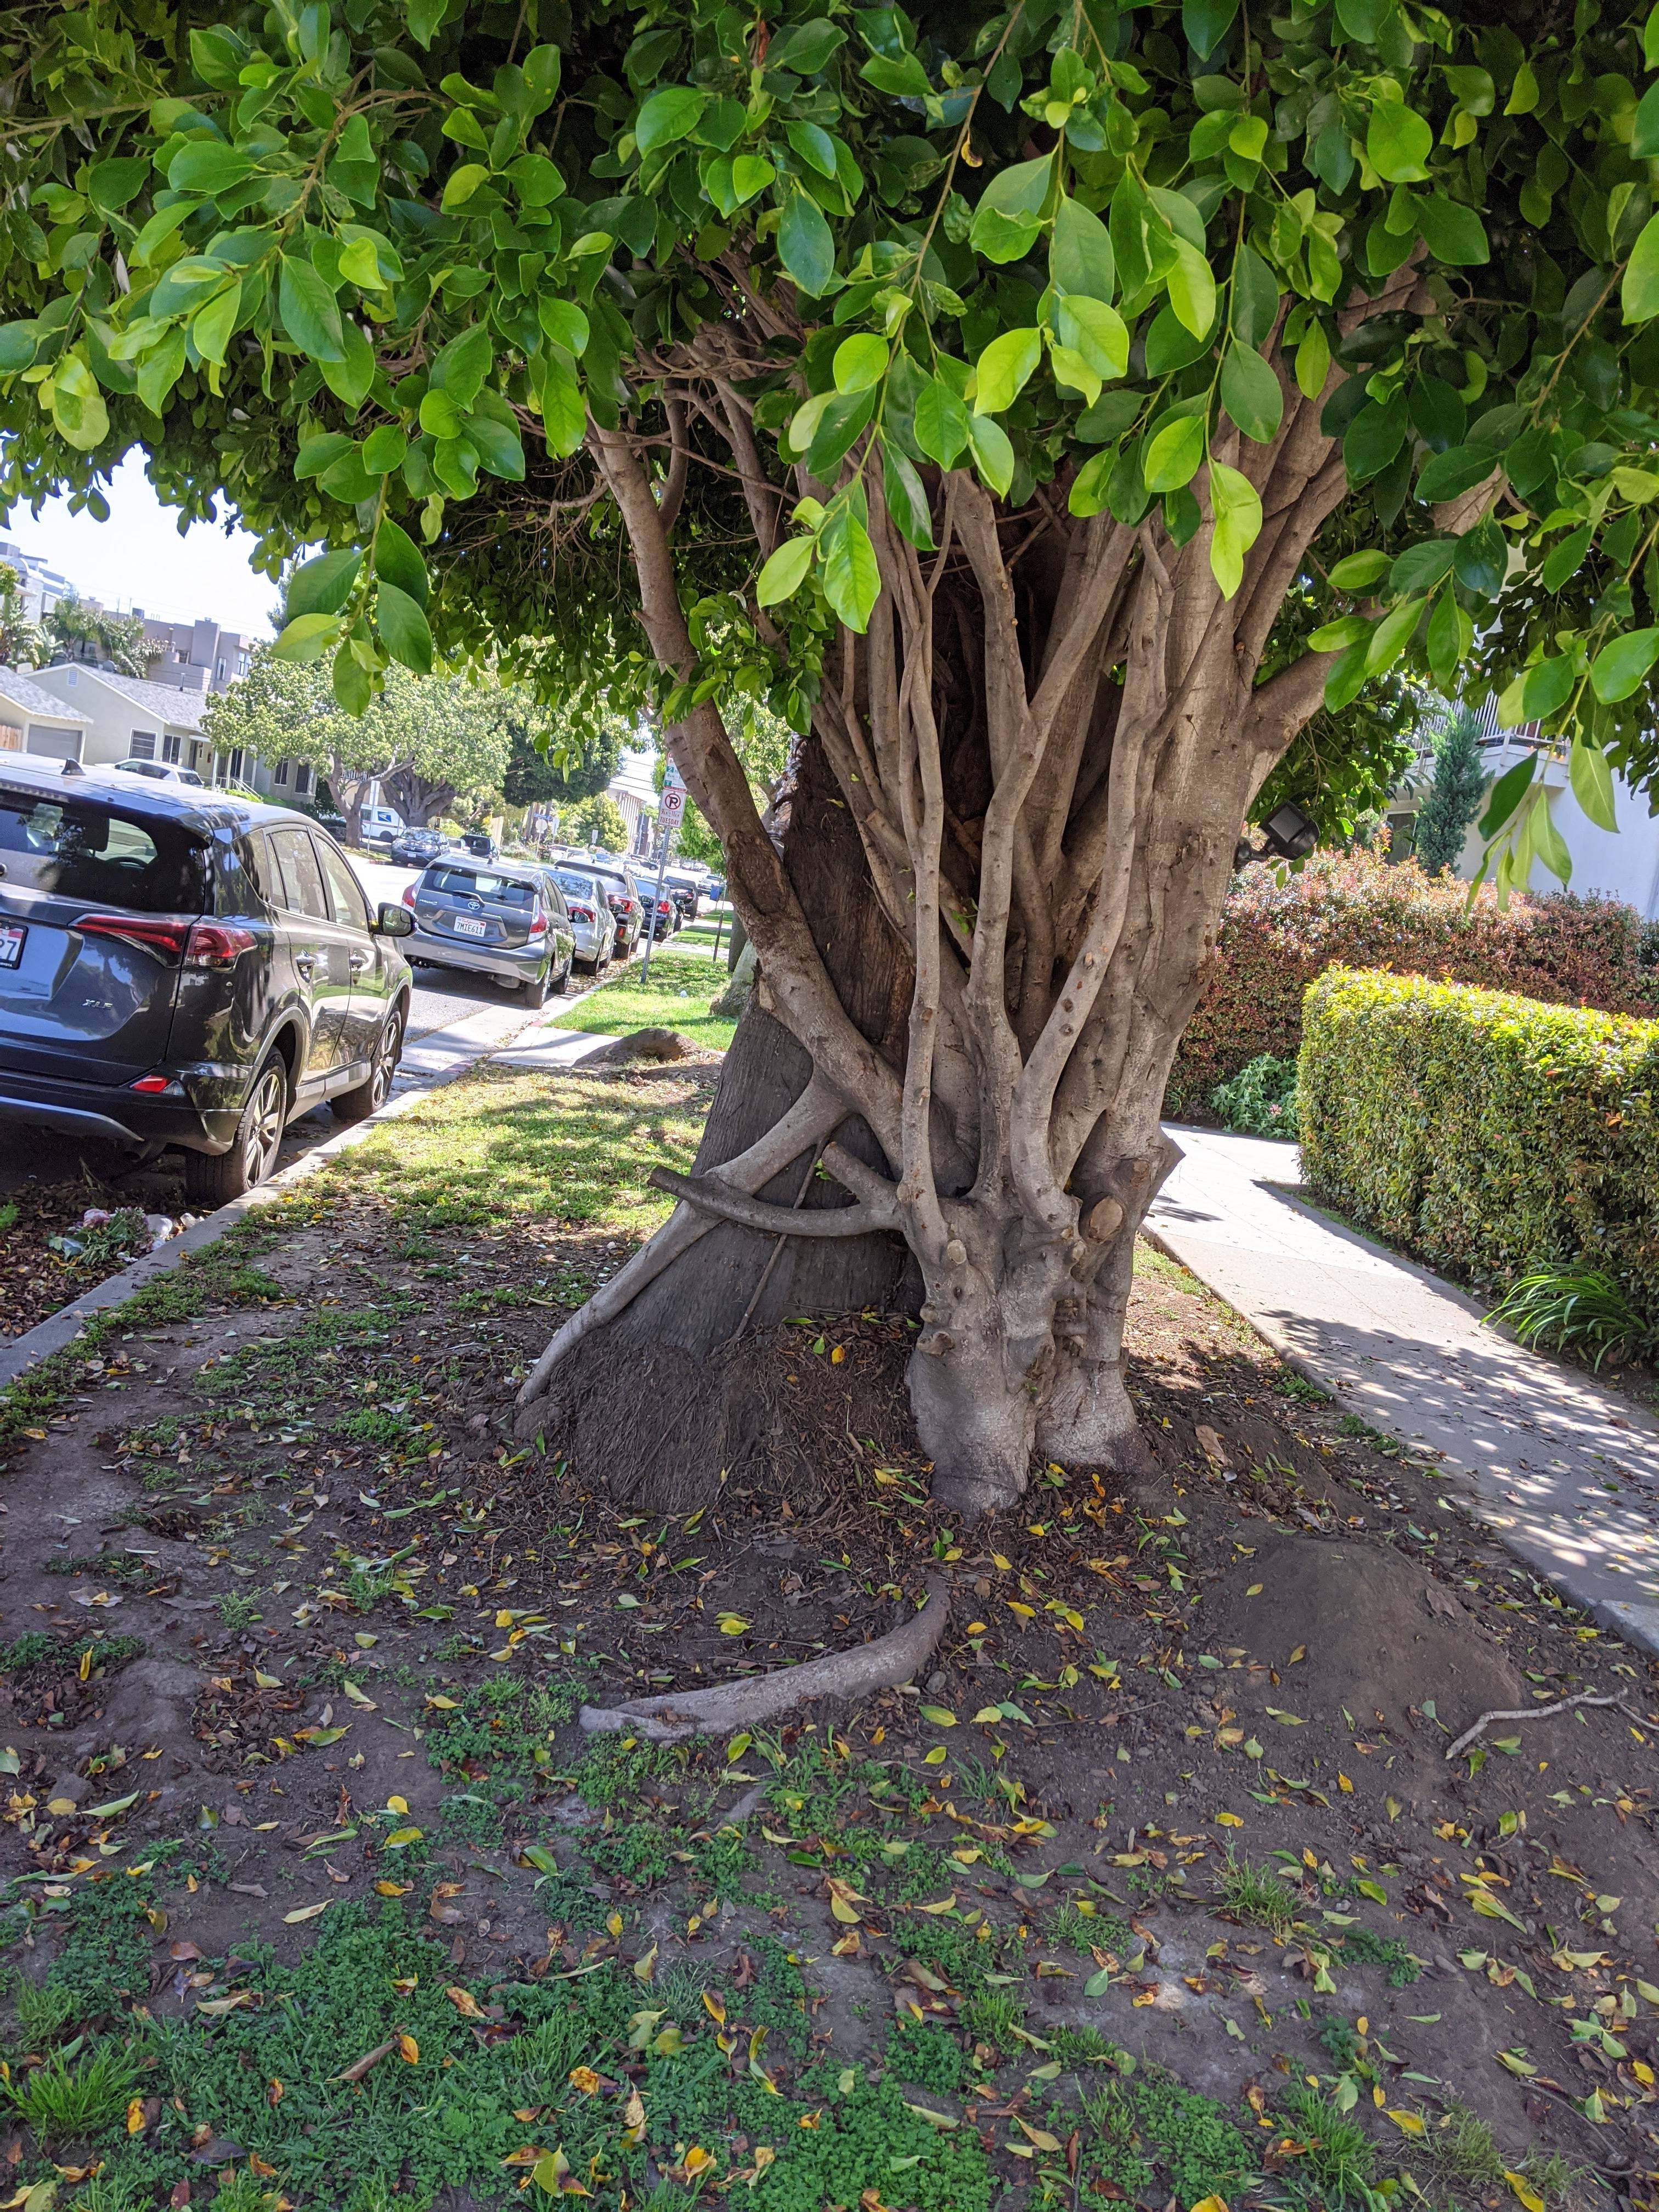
[3,451,279,638]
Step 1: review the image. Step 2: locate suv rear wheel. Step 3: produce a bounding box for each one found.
[184,1052,289,1207]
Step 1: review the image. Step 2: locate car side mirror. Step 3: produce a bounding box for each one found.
[374,902,414,938]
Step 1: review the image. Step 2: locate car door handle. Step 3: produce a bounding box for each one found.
[293,951,316,975]
[348,949,372,973]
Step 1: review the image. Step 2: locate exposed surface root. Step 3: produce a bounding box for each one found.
[579,1569,951,1740]
[1443,1689,1624,1761]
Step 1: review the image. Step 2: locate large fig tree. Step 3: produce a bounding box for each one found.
[5,0,1658,1511]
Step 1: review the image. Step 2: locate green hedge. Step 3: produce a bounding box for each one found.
[1299,968,1659,1328]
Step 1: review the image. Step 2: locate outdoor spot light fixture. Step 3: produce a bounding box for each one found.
[1234,799,1318,871]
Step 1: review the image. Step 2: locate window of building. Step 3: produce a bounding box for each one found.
[161,732,182,764]
[128,731,156,760]
[188,740,207,771]
[216,658,225,681]
[227,746,245,782]
[273,759,290,786]
[295,764,313,796]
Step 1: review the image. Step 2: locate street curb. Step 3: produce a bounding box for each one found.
[1139,1217,1659,1663]
[0,989,599,1396]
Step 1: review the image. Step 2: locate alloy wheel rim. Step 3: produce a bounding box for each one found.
[246,1069,285,1181]
[373,1016,402,1108]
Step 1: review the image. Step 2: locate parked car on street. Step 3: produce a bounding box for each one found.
[0,757,414,1206]
[584,860,647,958]
[112,758,207,788]
[389,825,448,866]
[550,867,617,972]
[644,887,678,939]
[662,870,702,923]
[403,856,575,1004]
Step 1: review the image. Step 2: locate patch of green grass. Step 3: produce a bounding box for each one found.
[1430,2100,1505,2187]
[425,1672,592,1781]
[1217,1848,1299,1939]
[961,1985,1025,2057]
[217,1591,259,1633]
[1277,2083,1378,2207]
[1085,2072,1260,2208]
[338,1063,715,1238]
[551,946,737,1053]
[0,1212,292,1472]
[0,1632,145,1679]
[2,2039,139,2141]
[47,1873,159,2017]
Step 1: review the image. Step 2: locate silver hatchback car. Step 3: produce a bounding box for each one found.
[551,867,616,972]
[404,858,575,1006]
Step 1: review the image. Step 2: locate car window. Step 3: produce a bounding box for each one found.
[314,835,370,929]
[426,865,536,906]
[0,790,210,914]
[554,870,601,904]
[538,874,568,919]
[267,826,332,921]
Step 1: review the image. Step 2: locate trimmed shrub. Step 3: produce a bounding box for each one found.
[1167,849,1659,1118]
[1299,969,1659,1331]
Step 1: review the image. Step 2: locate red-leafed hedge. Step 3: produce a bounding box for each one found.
[1166,848,1659,1119]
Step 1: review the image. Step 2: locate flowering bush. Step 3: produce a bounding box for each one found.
[1210,1055,1300,1139]
[1167,850,1659,1120]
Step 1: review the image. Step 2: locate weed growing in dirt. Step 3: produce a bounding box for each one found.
[5,1976,79,2045]
[1278,2082,1378,2205]
[425,1670,592,1779]
[1336,1922,1423,1985]
[216,1590,259,1633]
[2,2039,138,2140]
[1431,2101,1505,2185]
[1218,1848,1299,1938]
[48,1872,162,2016]
[0,1632,145,1680]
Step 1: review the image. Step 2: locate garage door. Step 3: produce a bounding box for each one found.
[26,724,83,761]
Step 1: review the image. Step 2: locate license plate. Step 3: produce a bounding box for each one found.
[0,924,24,968]
[452,916,487,938]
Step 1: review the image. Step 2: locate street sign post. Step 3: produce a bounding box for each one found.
[638,779,683,985]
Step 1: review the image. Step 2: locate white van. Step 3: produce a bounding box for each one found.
[359,805,405,846]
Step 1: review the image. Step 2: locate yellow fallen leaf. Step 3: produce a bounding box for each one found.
[569,2066,601,2094]
[682,2148,714,2177]
[1245,1583,1263,1596]
[444,1985,487,2019]
[385,1825,423,1847]
[1215,1812,1243,1827]
[1505,2175,1545,2212]
[1385,2109,1426,2136]
[703,1991,727,2024]
[1190,2199,1230,2212]
[607,1911,623,1939]
[716,1613,751,1635]
[915,1894,957,1914]
[427,1695,459,1709]
[633,1943,658,1982]
[918,1705,957,1726]
[126,2096,146,2135]
[284,1901,331,1923]
[397,2034,419,2063]
[991,1553,1012,1571]
[972,1706,1003,1723]
[1016,2121,1060,2152]
[1007,1601,1036,1621]
[386,1795,408,1814]
[47,1798,77,1816]
[374,1880,411,1898]
[1338,1773,1354,1793]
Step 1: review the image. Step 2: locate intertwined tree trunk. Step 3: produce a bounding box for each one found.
[516,289,1392,1515]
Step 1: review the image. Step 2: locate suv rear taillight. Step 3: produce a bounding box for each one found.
[402,882,416,906]
[76,914,193,961]
[184,922,258,969]
[529,912,548,938]
[75,915,257,967]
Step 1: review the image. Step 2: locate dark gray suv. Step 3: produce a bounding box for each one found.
[0,757,414,1206]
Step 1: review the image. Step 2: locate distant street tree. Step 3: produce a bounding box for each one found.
[564,792,629,852]
[1415,703,1490,878]
[203,650,512,842]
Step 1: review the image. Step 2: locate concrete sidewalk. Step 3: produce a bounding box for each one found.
[1146,1126,1659,1658]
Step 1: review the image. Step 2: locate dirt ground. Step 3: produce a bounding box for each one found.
[0,1060,1655,2212]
